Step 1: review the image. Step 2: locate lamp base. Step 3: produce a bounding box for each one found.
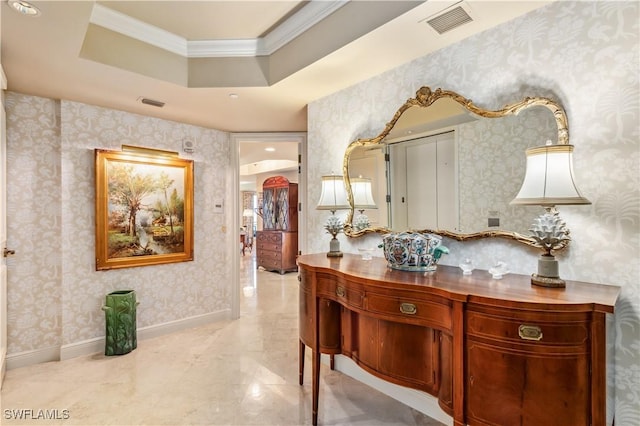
[354,212,370,231]
[531,274,566,288]
[531,254,565,288]
[326,236,343,258]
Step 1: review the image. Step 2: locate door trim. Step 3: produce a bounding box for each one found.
[1,64,8,387]
[230,132,307,319]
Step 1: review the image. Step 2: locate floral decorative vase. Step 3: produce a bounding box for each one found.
[102,290,138,356]
[380,232,449,272]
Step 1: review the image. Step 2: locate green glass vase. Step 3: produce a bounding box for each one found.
[102,290,138,356]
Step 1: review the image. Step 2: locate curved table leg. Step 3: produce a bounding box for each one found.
[312,348,320,426]
[299,339,305,385]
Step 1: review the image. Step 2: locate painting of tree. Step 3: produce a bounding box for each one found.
[95,148,194,270]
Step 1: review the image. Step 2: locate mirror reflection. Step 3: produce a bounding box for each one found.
[343,87,568,246]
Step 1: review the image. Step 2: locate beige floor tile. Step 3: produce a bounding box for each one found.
[1,252,446,425]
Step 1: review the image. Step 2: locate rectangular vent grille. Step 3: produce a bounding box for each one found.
[427,6,473,34]
[140,98,165,108]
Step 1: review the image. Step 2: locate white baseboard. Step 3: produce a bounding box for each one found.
[7,309,231,370]
[6,345,60,370]
[137,309,231,341]
[325,354,454,426]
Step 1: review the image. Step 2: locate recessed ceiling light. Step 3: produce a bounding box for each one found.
[8,0,41,16]
[265,147,276,152]
[229,93,239,99]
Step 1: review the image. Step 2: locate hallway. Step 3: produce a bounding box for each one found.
[0,251,444,425]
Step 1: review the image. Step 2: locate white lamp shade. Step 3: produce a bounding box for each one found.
[316,175,350,211]
[511,144,591,206]
[350,177,377,210]
[242,208,254,217]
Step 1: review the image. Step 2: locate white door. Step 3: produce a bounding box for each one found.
[390,131,457,231]
[1,66,8,387]
[406,140,438,229]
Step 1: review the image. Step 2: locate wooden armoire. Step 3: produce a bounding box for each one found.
[256,176,298,274]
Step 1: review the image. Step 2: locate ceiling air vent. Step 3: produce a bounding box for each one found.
[140,97,165,108]
[426,5,473,34]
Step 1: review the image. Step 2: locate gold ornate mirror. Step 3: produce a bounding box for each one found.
[343,86,570,249]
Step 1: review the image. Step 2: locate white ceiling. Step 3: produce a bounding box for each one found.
[99,1,308,40]
[2,0,552,183]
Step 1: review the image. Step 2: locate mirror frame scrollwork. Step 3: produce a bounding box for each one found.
[342,86,570,249]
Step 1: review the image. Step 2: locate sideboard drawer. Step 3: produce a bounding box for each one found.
[366,293,451,330]
[466,307,589,347]
[316,274,364,309]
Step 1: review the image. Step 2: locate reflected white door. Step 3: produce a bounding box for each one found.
[390,131,457,231]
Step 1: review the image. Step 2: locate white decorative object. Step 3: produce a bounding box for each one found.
[489,261,509,279]
[459,258,474,275]
[358,247,375,260]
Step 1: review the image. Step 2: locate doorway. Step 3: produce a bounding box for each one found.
[230,132,307,319]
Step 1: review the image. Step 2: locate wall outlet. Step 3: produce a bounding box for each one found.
[213,199,224,214]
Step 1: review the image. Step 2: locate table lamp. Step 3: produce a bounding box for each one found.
[242,208,254,234]
[511,142,591,288]
[350,177,377,230]
[316,175,350,257]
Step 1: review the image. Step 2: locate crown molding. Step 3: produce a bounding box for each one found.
[261,1,348,54]
[90,1,348,58]
[187,39,264,58]
[90,3,187,56]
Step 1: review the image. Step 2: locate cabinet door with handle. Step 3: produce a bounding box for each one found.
[465,305,591,426]
[465,341,590,425]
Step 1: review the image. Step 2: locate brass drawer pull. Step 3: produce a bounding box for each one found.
[336,286,346,297]
[519,324,543,341]
[400,303,417,315]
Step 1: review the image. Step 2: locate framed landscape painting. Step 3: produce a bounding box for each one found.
[95,147,194,270]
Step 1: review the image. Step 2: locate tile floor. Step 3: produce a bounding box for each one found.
[0,251,445,425]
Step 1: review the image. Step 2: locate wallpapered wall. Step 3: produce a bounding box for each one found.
[307,1,638,424]
[5,95,232,354]
[457,108,554,234]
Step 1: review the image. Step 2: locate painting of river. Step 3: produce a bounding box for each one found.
[95,148,194,270]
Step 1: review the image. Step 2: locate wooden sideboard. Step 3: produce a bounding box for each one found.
[297,253,620,426]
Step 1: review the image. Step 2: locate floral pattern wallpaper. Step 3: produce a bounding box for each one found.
[5,95,232,352]
[2,1,638,424]
[457,108,555,234]
[307,1,638,424]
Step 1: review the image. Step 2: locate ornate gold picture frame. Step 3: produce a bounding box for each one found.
[95,147,194,270]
